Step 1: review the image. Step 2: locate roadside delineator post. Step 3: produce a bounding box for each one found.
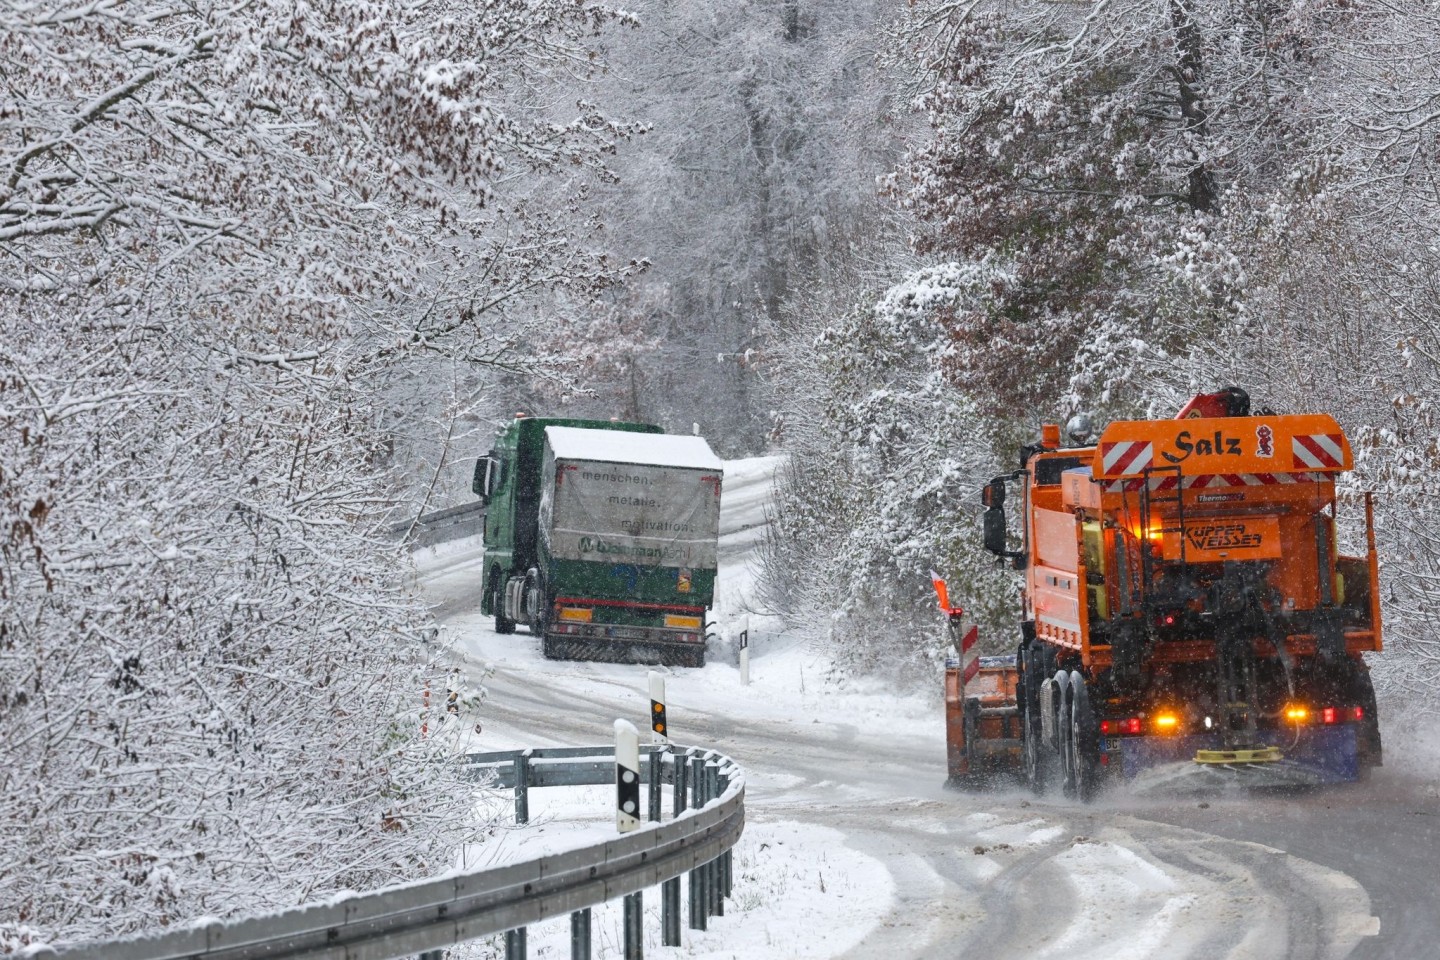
[616,719,641,832]
[739,615,750,686]
[648,671,668,745]
[616,720,644,959]
[514,750,531,825]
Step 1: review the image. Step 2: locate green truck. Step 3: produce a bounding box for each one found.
[473,416,724,667]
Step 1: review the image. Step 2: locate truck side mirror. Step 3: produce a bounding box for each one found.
[983,506,1008,556]
[473,453,502,501]
[981,479,1006,509]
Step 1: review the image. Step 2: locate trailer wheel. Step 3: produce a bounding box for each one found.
[491,570,516,635]
[1069,672,1100,803]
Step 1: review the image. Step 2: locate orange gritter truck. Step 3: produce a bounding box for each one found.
[943,389,1383,798]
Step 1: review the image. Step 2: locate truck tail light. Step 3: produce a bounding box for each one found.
[1101,717,1142,735]
[1153,713,1181,734]
[1317,706,1364,724]
[1284,704,1309,723]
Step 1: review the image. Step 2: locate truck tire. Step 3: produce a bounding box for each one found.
[1021,647,1052,795]
[491,571,516,635]
[1069,672,1100,803]
[1351,664,1382,773]
[1047,670,1076,799]
[522,569,545,634]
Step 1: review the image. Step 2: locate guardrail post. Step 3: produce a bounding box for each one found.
[570,908,592,960]
[623,891,644,959]
[505,927,527,959]
[687,753,707,931]
[514,750,531,825]
[689,753,710,928]
[662,876,682,946]
[673,747,689,816]
[647,748,663,822]
[707,762,723,917]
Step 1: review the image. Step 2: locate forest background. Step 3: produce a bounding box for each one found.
[4,0,1440,949]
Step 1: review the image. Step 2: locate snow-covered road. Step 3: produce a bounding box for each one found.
[416,457,1436,960]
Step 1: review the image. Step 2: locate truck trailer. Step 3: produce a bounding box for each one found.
[474,416,723,667]
[946,390,1383,797]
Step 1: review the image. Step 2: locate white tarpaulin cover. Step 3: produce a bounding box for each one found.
[543,427,724,471]
[539,428,724,570]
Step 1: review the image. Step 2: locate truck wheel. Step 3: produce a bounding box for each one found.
[1022,648,1051,795]
[522,570,545,634]
[491,571,516,635]
[1023,700,1049,795]
[1069,672,1100,803]
[1351,664,1382,772]
[1052,670,1074,798]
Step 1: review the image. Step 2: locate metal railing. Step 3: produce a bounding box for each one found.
[392,500,487,549]
[31,744,744,960]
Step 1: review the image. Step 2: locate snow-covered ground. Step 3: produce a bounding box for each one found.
[414,455,1397,960]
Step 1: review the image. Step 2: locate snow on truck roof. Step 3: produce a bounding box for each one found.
[544,426,724,471]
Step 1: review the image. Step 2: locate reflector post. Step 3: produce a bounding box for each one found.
[648,670,667,744]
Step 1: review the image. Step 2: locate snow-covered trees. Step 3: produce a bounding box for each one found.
[759,254,1020,676]
[761,0,1440,696]
[1,0,637,944]
[542,0,901,454]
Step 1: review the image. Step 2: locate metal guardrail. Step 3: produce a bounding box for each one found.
[392,500,487,549]
[30,744,744,960]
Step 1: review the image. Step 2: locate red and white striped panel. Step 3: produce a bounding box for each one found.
[1103,472,1331,493]
[1292,433,1345,470]
[959,624,980,684]
[1100,440,1154,476]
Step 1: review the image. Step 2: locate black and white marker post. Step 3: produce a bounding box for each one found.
[615,719,644,959]
[738,615,750,686]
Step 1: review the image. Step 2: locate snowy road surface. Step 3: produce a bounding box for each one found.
[416,456,1437,959]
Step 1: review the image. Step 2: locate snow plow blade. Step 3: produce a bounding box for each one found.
[1194,746,1283,764]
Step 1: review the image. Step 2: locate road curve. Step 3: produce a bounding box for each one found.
[415,458,1436,959]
